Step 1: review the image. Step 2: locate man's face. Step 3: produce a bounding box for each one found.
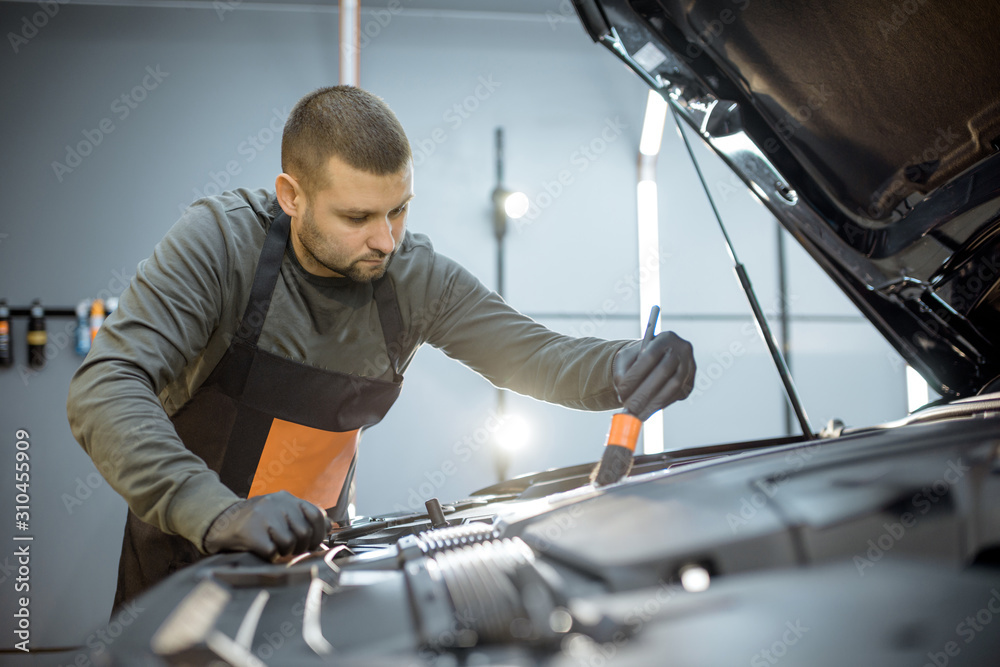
[292,155,413,283]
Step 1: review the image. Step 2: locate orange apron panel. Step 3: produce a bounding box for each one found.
[248,419,359,510]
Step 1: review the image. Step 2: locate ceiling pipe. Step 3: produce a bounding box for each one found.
[339,0,360,86]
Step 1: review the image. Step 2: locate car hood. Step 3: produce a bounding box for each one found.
[573,0,1000,399]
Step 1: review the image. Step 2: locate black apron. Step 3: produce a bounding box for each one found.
[114,210,404,607]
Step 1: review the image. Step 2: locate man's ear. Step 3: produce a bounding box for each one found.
[275,173,303,217]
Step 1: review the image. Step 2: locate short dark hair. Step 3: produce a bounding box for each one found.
[281,86,411,193]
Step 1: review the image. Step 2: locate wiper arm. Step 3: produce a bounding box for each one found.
[669,105,815,440]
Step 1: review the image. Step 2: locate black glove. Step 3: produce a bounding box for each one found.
[613,332,696,421]
[203,491,331,560]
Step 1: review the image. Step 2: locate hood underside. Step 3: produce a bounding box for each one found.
[574,0,1000,398]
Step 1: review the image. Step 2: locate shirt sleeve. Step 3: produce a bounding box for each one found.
[421,252,630,411]
[66,199,244,552]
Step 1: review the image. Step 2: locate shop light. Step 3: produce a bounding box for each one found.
[906,365,930,413]
[503,191,530,219]
[495,414,530,452]
[639,90,668,156]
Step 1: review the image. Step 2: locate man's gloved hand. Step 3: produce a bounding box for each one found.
[613,332,696,421]
[202,491,331,560]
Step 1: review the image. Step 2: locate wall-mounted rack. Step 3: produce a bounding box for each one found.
[4,306,77,318]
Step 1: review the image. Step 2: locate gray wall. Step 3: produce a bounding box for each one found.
[0,0,908,653]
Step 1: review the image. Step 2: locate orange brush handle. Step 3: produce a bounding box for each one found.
[607,413,642,452]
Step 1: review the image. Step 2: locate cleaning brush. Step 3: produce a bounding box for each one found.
[591,305,659,486]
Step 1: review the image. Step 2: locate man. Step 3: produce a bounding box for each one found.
[66,86,696,608]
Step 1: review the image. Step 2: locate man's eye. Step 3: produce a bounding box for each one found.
[349,216,367,223]
[391,206,407,217]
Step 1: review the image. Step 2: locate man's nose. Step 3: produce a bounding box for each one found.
[369,218,396,256]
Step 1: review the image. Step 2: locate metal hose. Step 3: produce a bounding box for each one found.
[430,537,536,644]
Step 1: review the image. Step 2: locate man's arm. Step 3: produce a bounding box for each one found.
[421,253,630,411]
[417,248,695,416]
[67,198,242,550]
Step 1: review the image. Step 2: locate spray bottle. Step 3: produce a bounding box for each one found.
[0,300,11,367]
[76,299,91,357]
[27,300,46,369]
[89,298,105,342]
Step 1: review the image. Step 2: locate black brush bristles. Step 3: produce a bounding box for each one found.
[590,444,634,486]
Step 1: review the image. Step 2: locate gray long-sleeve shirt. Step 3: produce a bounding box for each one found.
[67,188,629,550]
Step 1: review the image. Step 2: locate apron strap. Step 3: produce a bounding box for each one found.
[234,211,292,346]
[372,276,404,381]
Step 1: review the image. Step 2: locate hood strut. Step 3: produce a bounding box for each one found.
[669,106,815,440]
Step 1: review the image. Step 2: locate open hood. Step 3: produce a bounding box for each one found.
[573,0,1000,399]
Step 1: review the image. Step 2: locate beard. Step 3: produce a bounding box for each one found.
[296,204,393,283]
